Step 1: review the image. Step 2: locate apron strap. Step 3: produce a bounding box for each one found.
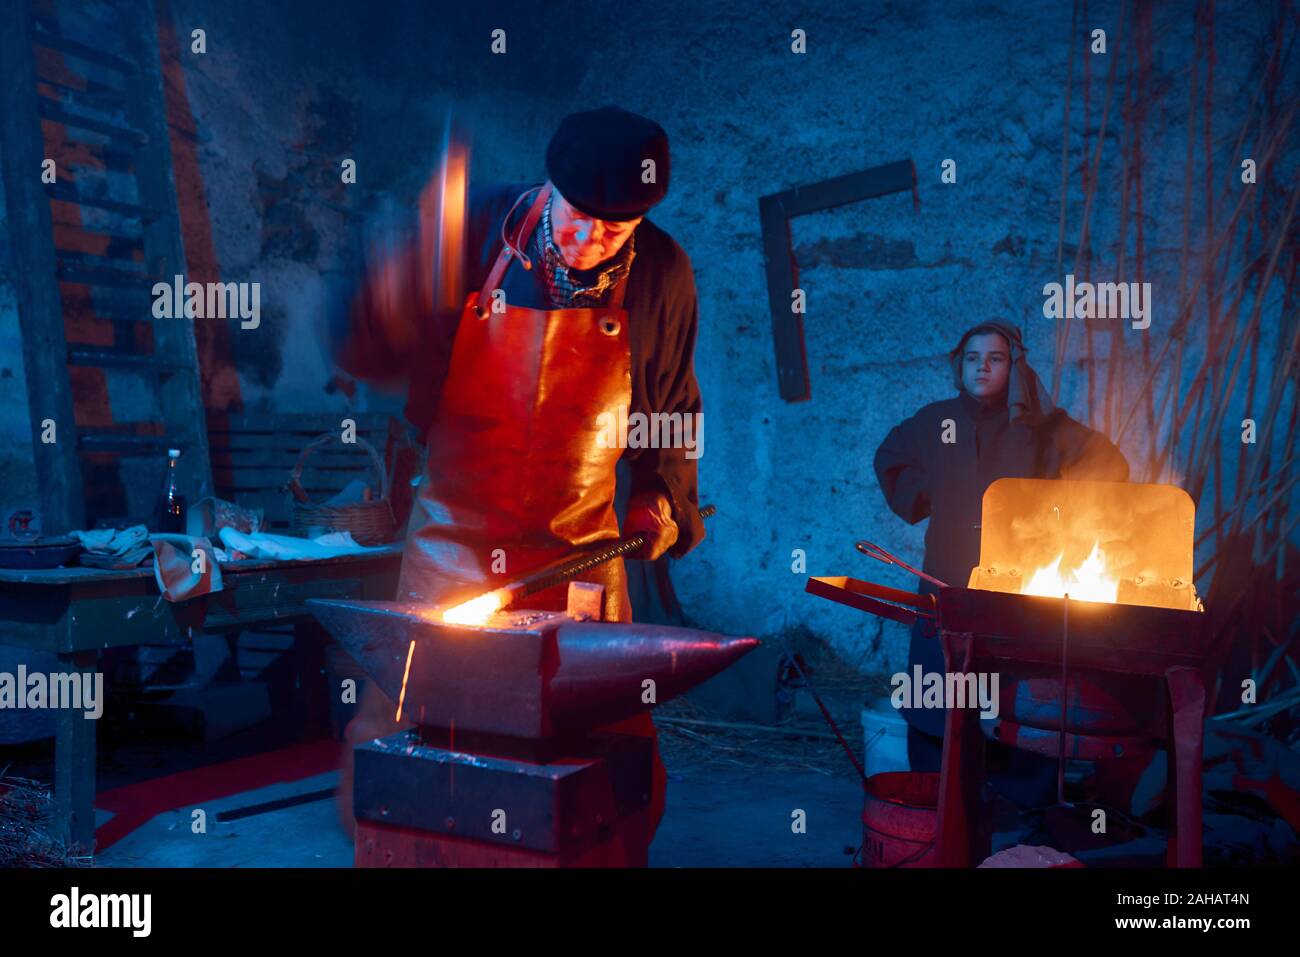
[474,183,553,318]
[609,268,630,309]
[473,181,633,316]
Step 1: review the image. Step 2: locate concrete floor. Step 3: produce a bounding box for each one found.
[12,675,1290,867]
[94,760,863,868]
[653,762,863,867]
[87,748,1299,867]
[96,772,353,868]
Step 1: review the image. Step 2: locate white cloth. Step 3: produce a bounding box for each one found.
[218,528,384,561]
[71,524,149,556]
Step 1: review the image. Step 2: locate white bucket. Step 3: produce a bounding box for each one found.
[861,698,910,777]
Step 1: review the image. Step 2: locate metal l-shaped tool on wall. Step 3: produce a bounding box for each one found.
[759,159,918,402]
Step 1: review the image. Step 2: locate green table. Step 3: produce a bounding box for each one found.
[0,546,402,855]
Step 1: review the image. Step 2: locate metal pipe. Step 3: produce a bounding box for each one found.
[501,504,716,607]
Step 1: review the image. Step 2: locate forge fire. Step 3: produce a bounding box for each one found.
[966,478,1204,612]
[0,0,1295,933]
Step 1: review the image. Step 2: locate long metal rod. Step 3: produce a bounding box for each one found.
[504,505,717,606]
[780,646,867,784]
[856,540,949,589]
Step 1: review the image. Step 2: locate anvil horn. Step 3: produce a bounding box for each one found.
[308,599,759,738]
[543,620,759,732]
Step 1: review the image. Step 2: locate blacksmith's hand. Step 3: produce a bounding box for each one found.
[624,492,679,561]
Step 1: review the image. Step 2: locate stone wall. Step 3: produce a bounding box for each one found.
[1,0,1293,673]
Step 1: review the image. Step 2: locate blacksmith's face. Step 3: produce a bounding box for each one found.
[551,191,641,270]
[961,333,1011,400]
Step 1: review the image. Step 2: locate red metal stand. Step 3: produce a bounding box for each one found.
[935,631,1209,867]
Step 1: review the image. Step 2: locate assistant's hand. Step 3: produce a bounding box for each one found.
[623,492,679,561]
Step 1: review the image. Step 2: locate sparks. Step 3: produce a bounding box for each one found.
[442,588,508,625]
[394,638,416,722]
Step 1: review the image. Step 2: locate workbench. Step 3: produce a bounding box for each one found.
[0,545,402,855]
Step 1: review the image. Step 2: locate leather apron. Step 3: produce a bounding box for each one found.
[342,184,665,844]
[399,183,632,622]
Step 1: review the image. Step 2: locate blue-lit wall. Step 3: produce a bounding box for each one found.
[4,0,1294,672]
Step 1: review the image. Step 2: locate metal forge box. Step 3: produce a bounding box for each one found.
[807,479,1213,867]
[309,598,758,867]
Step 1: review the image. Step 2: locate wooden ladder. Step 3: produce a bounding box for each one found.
[0,0,210,532]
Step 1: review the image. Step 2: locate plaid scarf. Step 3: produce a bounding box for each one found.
[534,193,636,308]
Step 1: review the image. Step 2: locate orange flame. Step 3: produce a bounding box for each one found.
[1022,540,1119,604]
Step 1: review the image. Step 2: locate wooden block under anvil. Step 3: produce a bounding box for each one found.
[353,728,653,867]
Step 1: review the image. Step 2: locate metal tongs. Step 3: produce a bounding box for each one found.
[855,540,950,589]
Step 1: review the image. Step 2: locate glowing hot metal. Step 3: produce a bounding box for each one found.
[442,589,509,625]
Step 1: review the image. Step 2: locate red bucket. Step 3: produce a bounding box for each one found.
[860,772,939,868]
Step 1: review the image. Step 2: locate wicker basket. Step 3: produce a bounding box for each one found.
[288,433,395,545]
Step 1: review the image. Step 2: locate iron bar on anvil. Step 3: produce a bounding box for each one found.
[449,505,717,622]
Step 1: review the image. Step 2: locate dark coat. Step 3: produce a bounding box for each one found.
[873,390,1129,735]
[332,182,705,557]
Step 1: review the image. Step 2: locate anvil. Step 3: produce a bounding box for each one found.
[308,599,759,739]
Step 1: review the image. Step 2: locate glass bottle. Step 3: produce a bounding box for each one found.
[156,448,187,533]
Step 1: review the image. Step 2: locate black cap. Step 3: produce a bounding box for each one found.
[545,106,670,221]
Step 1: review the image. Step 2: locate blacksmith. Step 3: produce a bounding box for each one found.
[331,106,706,837]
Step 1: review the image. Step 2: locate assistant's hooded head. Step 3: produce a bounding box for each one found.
[949,320,1057,425]
[545,106,670,222]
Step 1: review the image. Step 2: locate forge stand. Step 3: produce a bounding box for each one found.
[935,613,1210,868]
[353,727,654,867]
[807,479,1214,869]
